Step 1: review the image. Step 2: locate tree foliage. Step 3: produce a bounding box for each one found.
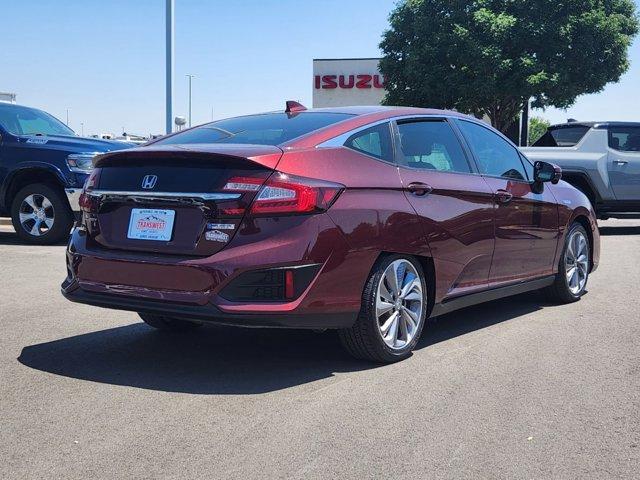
[528,116,551,145]
[380,0,638,132]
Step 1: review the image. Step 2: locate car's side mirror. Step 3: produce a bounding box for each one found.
[534,161,562,185]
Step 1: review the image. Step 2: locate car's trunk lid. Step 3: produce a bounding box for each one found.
[84,144,282,256]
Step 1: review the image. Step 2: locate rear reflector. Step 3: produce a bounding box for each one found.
[219,264,321,302]
[285,270,295,299]
[224,172,343,216]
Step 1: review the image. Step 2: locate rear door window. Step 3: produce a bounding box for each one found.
[608,126,640,151]
[457,120,528,181]
[395,120,472,173]
[532,126,590,147]
[344,122,393,161]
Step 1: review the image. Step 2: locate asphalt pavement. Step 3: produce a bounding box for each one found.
[1,220,639,479]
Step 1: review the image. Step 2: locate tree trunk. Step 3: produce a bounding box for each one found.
[489,98,522,134]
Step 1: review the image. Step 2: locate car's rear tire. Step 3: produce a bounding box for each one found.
[545,222,590,303]
[339,254,428,363]
[138,313,203,332]
[10,183,74,245]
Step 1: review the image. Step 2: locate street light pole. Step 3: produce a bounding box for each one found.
[186,74,195,127]
[165,0,175,135]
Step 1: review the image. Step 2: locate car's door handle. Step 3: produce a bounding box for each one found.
[407,182,433,196]
[495,189,513,204]
[613,159,628,165]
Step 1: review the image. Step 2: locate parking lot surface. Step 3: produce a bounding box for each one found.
[1,220,639,479]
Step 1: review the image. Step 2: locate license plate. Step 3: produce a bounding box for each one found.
[127,208,175,241]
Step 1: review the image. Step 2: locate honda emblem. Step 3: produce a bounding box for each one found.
[141,175,158,189]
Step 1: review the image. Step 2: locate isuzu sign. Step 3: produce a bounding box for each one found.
[312,58,387,108]
[314,74,385,89]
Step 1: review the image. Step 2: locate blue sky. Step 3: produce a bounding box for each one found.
[1,0,638,135]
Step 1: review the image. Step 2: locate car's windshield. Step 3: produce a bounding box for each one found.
[0,104,75,136]
[154,112,354,146]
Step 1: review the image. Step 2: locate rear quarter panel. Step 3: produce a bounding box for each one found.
[277,147,431,303]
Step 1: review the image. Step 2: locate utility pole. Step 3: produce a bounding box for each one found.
[520,99,530,147]
[186,74,195,127]
[165,0,175,134]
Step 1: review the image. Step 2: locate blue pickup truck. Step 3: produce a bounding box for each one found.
[0,103,131,244]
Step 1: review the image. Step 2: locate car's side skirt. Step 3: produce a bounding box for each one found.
[431,275,555,317]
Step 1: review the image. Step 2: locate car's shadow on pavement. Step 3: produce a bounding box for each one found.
[18,292,545,395]
[599,225,640,236]
[0,230,68,246]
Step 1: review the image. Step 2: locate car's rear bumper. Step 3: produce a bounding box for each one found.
[61,280,356,329]
[62,213,372,329]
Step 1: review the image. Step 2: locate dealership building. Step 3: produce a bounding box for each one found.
[312,58,527,145]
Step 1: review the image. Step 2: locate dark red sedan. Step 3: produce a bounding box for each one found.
[62,103,599,363]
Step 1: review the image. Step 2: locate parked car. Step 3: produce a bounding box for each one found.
[61,103,599,363]
[0,103,131,244]
[521,121,640,219]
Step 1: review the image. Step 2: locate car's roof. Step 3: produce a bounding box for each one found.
[296,105,466,118]
[550,121,640,130]
[281,106,471,148]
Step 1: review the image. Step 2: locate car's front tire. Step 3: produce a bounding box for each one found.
[545,222,591,303]
[138,313,203,332]
[10,183,74,245]
[339,254,428,363]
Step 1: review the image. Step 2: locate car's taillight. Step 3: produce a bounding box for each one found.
[79,168,101,213]
[84,168,101,191]
[223,172,343,216]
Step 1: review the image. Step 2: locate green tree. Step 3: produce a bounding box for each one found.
[528,117,551,145]
[380,0,638,133]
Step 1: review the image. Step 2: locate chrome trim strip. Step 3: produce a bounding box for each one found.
[316,114,464,149]
[87,190,241,201]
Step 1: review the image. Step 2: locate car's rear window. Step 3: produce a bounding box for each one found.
[532,125,590,147]
[154,112,354,146]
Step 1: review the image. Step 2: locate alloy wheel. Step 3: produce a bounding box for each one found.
[565,230,589,295]
[19,194,55,237]
[376,259,424,350]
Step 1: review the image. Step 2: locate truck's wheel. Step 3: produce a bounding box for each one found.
[10,183,74,245]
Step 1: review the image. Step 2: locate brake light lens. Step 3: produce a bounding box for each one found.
[224,172,343,216]
[84,167,101,191]
[79,168,101,213]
